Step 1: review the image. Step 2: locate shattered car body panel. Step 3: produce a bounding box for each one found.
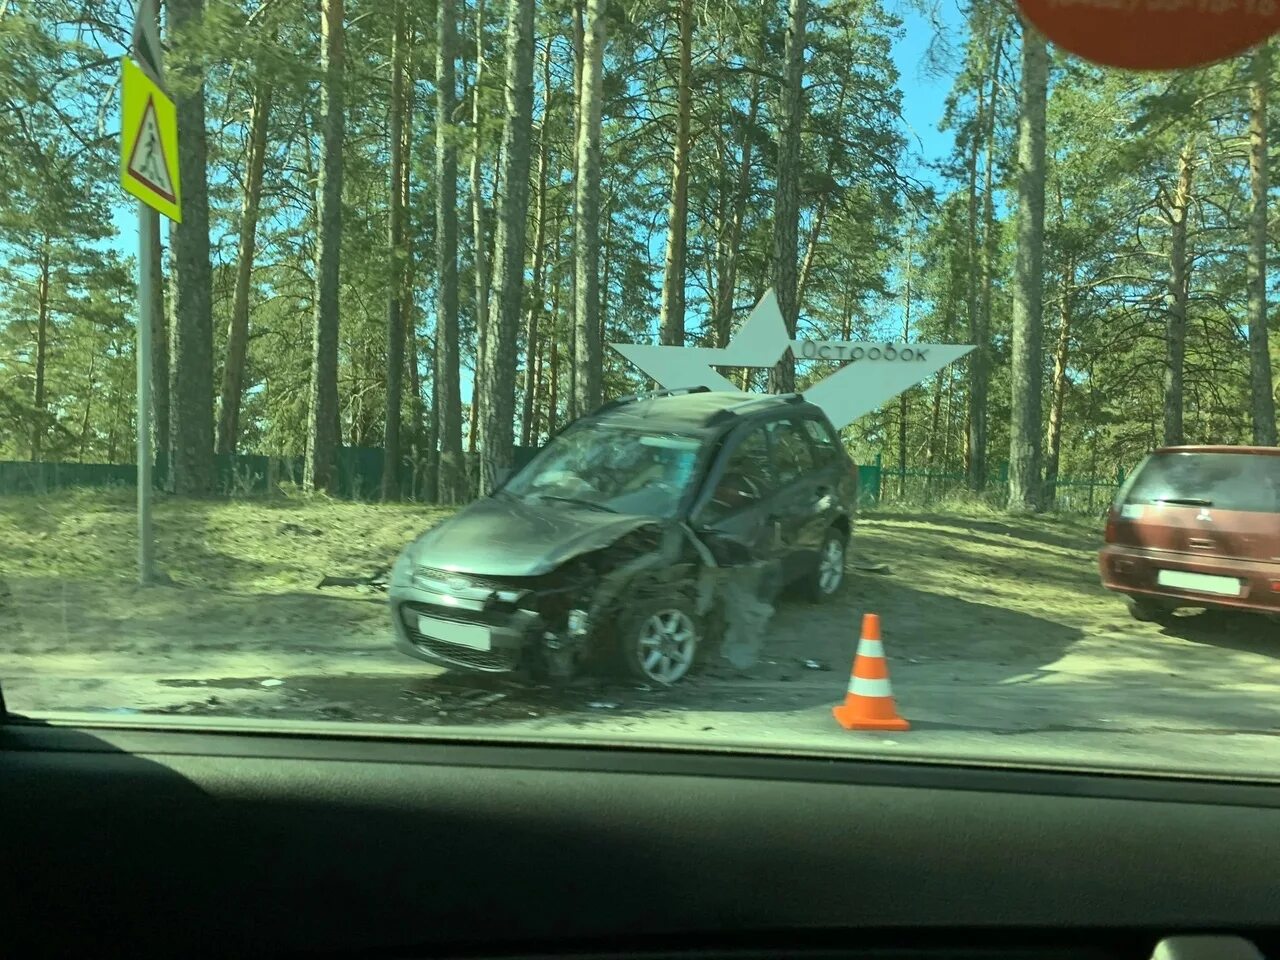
[388,389,858,683]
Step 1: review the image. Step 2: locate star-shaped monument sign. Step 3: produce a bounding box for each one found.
[609,290,975,431]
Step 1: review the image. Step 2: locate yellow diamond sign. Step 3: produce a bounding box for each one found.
[119,57,181,222]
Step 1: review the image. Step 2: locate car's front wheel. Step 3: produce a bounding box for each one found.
[617,599,701,685]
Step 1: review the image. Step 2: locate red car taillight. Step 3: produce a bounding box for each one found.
[1103,510,1118,543]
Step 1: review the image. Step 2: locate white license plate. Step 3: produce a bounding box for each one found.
[417,615,492,651]
[1155,570,1242,597]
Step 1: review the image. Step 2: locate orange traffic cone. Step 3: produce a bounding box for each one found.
[832,613,910,731]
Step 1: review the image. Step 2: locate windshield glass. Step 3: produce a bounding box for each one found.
[1124,453,1280,513]
[2,0,1279,781]
[503,425,702,517]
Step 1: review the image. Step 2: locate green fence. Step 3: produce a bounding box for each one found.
[0,445,543,500]
[872,455,1124,513]
[1,448,1114,513]
[856,462,882,508]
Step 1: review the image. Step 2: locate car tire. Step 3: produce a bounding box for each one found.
[798,527,847,603]
[1126,595,1175,624]
[616,598,702,686]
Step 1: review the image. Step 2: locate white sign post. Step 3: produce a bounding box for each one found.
[120,0,177,586]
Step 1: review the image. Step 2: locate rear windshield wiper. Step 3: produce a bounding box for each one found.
[1153,497,1213,507]
[536,494,619,513]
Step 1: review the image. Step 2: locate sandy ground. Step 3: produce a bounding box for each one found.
[3,493,1280,777]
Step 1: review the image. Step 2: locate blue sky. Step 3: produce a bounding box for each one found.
[890,0,960,180]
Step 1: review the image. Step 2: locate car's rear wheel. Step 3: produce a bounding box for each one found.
[617,599,701,685]
[796,527,847,603]
[1126,595,1175,624]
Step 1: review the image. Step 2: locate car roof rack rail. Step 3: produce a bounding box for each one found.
[594,385,711,413]
[705,391,807,425]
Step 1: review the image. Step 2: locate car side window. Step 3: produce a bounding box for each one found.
[702,427,775,520]
[800,417,842,467]
[766,419,817,485]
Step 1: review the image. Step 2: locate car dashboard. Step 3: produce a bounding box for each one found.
[2,719,1279,958]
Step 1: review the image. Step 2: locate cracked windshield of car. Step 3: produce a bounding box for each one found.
[4,0,1280,777]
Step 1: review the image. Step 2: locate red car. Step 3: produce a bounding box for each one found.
[1099,445,1280,622]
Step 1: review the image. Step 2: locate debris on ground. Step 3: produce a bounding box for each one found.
[260,678,285,687]
[802,659,830,671]
[278,523,322,537]
[850,560,891,574]
[316,566,390,591]
[589,701,620,709]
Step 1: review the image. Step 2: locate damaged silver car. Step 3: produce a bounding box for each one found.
[388,387,859,685]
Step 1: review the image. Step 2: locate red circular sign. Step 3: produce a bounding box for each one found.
[1017,0,1280,70]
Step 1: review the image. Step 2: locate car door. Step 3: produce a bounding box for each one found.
[762,417,830,581]
[798,415,855,518]
[693,423,786,575]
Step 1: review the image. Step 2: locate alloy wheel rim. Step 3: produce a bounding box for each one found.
[818,538,844,594]
[637,609,697,683]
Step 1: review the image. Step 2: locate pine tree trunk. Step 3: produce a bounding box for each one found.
[713,78,760,348]
[659,0,693,347]
[169,0,215,494]
[973,26,1003,489]
[563,0,584,421]
[468,0,489,459]
[520,39,553,448]
[151,226,169,465]
[796,197,828,310]
[401,27,422,481]
[896,224,913,497]
[767,0,806,394]
[31,248,49,461]
[304,0,344,493]
[796,82,845,311]
[963,88,983,488]
[1007,21,1047,513]
[927,250,962,474]
[1043,261,1073,505]
[548,331,560,437]
[1164,137,1195,447]
[436,0,464,502]
[599,211,612,352]
[78,350,97,463]
[571,0,605,416]
[426,335,439,501]
[216,80,270,457]
[479,0,536,491]
[1247,43,1275,446]
[382,0,408,500]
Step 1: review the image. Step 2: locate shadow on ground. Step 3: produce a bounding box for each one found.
[879,511,1100,554]
[1157,608,1280,659]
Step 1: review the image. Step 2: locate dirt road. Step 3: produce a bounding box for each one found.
[3,496,1280,776]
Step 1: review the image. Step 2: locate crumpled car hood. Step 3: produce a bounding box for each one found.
[410,494,658,577]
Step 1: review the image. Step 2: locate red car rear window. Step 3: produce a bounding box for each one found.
[1124,452,1280,513]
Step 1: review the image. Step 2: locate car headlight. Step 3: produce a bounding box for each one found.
[390,544,414,587]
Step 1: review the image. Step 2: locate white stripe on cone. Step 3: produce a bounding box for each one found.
[856,638,884,658]
[848,676,894,697]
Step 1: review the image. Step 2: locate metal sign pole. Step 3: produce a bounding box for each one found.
[137,202,156,585]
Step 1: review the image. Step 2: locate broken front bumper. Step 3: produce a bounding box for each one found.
[389,570,579,673]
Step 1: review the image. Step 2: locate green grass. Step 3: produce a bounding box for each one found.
[0,488,454,590]
[0,489,1105,589]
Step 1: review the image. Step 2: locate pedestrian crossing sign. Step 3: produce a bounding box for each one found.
[120,57,181,222]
